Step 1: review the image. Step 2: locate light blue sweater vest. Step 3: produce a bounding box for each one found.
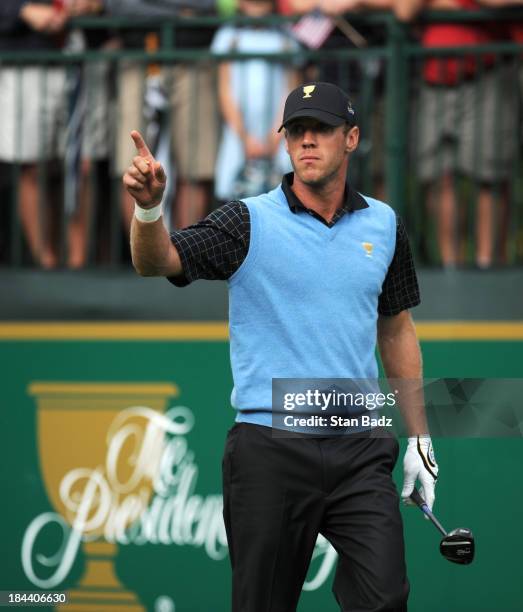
[228,184,397,427]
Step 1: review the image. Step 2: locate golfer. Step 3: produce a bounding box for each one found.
[125,82,438,612]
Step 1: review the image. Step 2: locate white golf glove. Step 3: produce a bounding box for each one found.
[401,435,438,511]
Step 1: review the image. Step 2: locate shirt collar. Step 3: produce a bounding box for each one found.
[281,172,369,215]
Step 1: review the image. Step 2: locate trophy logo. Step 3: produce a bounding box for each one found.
[302,85,315,98]
[21,379,339,607]
[362,242,373,257]
[27,382,178,611]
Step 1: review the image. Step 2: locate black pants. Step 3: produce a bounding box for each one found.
[222,423,409,612]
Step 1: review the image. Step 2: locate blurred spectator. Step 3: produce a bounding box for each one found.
[0,1,68,268]
[211,0,300,200]
[64,0,115,268]
[506,7,523,185]
[105,0,218,231]
[395,0,519,268]
[289,0,394,200]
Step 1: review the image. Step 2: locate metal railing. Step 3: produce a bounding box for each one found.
[0,9,521,268]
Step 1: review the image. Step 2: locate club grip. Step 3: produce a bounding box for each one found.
[409,488,448,536]
[409,488,426,509]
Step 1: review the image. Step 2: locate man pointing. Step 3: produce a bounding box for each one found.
[126,82,438,612]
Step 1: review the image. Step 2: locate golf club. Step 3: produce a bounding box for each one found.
[409,488,475,565]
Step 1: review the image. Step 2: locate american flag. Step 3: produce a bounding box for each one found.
[291,10,335,50]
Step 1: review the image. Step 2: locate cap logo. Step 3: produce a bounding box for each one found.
[347,101,355,115]
[303,85,315,99]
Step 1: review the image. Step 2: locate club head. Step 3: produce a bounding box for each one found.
[440,528,475,564]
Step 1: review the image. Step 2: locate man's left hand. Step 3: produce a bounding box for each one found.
[401,435,438,511]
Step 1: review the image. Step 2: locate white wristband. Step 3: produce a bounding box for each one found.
[134,201,162,223]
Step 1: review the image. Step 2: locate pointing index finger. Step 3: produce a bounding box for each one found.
[131,130,153,159]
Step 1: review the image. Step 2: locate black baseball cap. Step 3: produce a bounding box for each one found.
[278,82,356,132]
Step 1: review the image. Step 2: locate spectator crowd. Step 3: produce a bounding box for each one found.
[0,0,522,269]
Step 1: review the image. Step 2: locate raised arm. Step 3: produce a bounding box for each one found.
[124,131,183,277]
